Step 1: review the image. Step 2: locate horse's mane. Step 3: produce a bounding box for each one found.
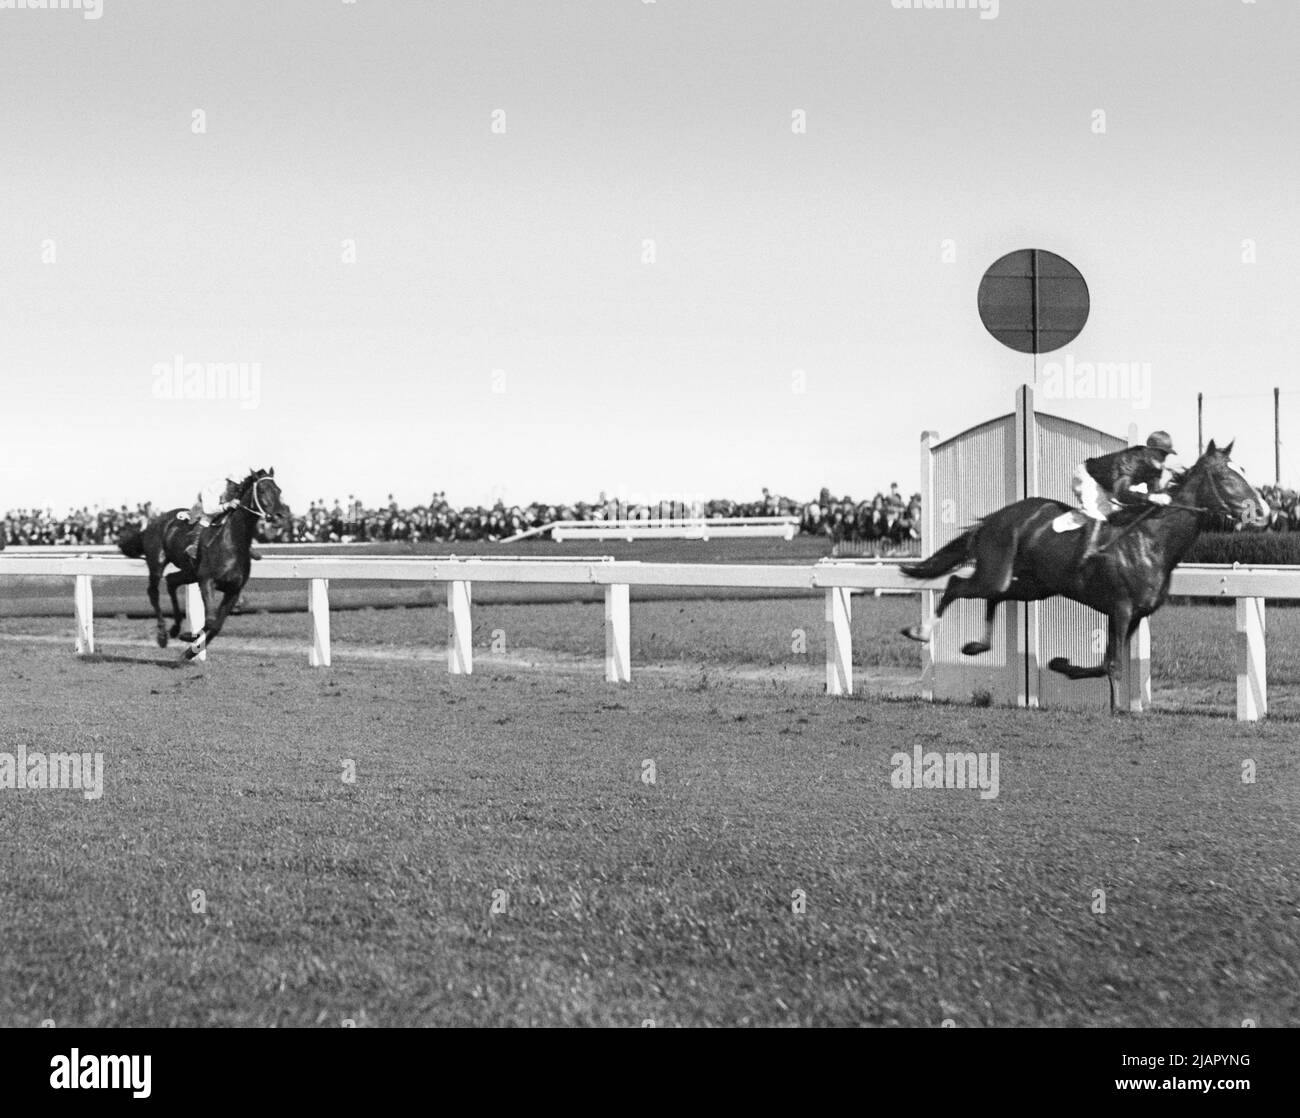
[232,467,272,492]
[1164,466,1191,496]
[1164,444,1234,498]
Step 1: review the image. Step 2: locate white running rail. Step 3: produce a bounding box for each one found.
[2,554,1294,720]
[504,517,799,542]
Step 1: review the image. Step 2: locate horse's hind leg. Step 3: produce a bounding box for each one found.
[935,574,971,620]
[933,525,1016,655]
[960,597,1004,657]
[902,519,1021,647]
[904,554,998,644]
[165,570,192,640]
[903,571,965,642]
[951,523,1020,655]
[146,565,167,647]
[903,571,985,643]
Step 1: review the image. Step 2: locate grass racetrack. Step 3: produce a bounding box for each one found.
[1,543,1298,1026]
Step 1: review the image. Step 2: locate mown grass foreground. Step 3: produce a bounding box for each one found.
[1,631,1295,1027]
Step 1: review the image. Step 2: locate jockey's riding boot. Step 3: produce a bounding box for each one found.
[186,515,211,563]
[1079,518,1104,562]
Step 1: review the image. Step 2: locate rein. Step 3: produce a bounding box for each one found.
[238,477,271,520]
[1099,465,1236,551]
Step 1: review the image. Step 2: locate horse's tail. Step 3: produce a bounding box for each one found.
[900,530,974,579]
[117,523,146,559]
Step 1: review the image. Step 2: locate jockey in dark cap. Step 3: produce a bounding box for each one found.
[1072,430,1177,561]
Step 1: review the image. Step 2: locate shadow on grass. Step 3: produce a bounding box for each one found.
[81,651,192,670]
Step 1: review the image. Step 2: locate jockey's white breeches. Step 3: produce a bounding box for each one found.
[199,482,228,517]
[1072,463,1117,520]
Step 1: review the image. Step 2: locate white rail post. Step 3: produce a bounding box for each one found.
[1129,618,1151,713]
[308,578,331,667]
[825,586,852,696]
[185,583,207,662]
[605,583,631,683]
[918,430,939,701]
[74,574,94,655]
[1236,596,1266,721]
[447,579,472,675]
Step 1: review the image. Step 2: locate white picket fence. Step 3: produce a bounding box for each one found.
[1,553,1296,721]
[506,516,799,542]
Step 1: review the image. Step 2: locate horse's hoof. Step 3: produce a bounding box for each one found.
[961,640,991,656]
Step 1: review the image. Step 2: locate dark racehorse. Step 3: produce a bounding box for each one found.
[117,469,286,660]
[900,441,1264,712]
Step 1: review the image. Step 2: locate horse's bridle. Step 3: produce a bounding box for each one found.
[239,477,274,520]
[1157,456,1259,522]
[1191,455,1266,524]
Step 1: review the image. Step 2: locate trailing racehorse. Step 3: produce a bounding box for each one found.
[117,468,286,660]
[900,441,1264,712]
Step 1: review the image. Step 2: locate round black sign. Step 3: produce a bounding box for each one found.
[977,249,1089,354]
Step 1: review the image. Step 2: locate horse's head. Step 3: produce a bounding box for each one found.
[1172,440,1268,527]
[235,467,287,525]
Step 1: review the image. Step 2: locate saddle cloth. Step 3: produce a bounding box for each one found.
[1052,510,1089,533]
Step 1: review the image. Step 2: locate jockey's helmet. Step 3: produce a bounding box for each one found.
[1145,431,1176,456]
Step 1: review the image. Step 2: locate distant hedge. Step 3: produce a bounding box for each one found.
[1186,531,1300,565]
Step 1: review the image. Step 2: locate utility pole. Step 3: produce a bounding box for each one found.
[1275,387,1281,485]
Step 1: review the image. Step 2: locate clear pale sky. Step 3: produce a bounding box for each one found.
[2,0,1297,513]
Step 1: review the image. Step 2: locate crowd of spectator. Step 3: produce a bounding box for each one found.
[2,504,155,547]
[1258,485,1300,531]
[6,481,1300,549]
[277,485,924,546]
[801,484,923,547]
[1,486,924,548]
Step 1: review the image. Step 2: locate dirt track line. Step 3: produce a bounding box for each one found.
[0,630,922,693]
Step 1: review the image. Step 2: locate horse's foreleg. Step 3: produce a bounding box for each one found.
[1047,604,1133,699]
[1047,657,1108,680]
[1104,604,1135,715]
[185,584,236,660]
